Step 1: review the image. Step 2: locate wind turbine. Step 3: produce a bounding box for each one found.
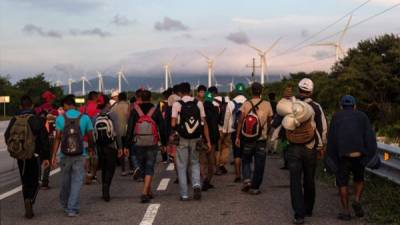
[117,67,129,92]
[96,71,104,93]
[312,14,352,61]
[81,76,91,96]
[68,78,74,94]
[197,48,226,87]
[248,37,281,84]
[228,78,235,92]
[163,55,177,90]
[55,80,62,87]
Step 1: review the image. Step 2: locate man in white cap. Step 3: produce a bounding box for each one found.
[110,90,119,106]
[287,78,327,224]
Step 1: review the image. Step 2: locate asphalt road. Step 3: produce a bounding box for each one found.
[0,155,367,225]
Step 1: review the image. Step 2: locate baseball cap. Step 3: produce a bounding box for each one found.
[235,83,245,93]
[205,91,213,102]
[340,95,356,106]
[298,78,314,92]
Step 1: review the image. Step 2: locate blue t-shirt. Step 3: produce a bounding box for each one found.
[55,109,93,157]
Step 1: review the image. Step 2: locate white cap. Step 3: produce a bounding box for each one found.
[111,90,119,98]
[298,78,314,92]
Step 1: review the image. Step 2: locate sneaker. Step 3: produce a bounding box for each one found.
[352,202,364,218]
[173,178,179,184]
[241,183,251,193]
[24,199,34,219]
[67,212,80,217]
[102,185,110,202]
[140,194,150,203]
[220,166,228,174]
[293,217,305,224]
[233,177,241,183]
[337,213,351,221]
[121,171,128,176]
[214,168,223,176]
[92,176,98,183]
[249,189,261,195]
[128,170,134,175]
[193,187,202,200]
[202,182,209,192]
[133,168,141,180]
[148,193,154,199]
[180,196,190,201]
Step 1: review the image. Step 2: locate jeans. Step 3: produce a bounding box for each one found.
[176,137,201,198]
[241,140,267,189]
[60,156,85,214]
[17,157,40,203]
[287,144,317,219]
[130,144,139,169]
[136,146,159,176]
[98,145,117,186]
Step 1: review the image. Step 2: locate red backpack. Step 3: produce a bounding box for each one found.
[240,100,264,143]
[133,104,159,146]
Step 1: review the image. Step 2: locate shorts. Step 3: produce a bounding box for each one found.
[336,156,365,187]
[136,146,159,176]
[231,133,241,158]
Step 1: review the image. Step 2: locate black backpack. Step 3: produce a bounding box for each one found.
[94,112,115,145]
[176,100,203,139]
[231,100,243,129]
[215,98,228,126]
[61,114,84,156]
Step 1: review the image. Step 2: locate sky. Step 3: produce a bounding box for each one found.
[0,0,399,83]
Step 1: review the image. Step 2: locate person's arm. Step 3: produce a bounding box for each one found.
[4,117,16,143]
[235,113,244,147]
[171,102,178,129]
[125,109,137,149]
[51,116,63,168]
[154,110,167,146]
[33,116,50,161]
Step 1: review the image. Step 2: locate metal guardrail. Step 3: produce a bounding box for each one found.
[366,143,400,185]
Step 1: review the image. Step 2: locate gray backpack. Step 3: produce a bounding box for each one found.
[61,114,84,156]
[133,104,159,147]
[7,115,36,160]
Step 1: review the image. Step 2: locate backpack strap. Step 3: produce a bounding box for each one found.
[133,103,145,117]
[147,106,156,118]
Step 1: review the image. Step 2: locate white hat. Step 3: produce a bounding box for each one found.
[298,78,314,92]
[111,90,119,98]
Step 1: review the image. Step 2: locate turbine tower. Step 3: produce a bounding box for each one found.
[228,78,235,92]
[312,14,352,61]
[248,37,281,84]
[117,67,129,92]
[68,78,74,94]
[97,71,104,92]
[163,55,177,90]
[81,76,91,96]
[197,48,226,87]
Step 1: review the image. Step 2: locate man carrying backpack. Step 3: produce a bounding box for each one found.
[209,86,231,175]
[284,78,327,225]
[235,82,273,195]
[51,95,94,217]
[95,95,123,202]
[172,82,212,201]
[228,83,247,183]
[326,95,378,221]
[125,90,167,203]
[5,95,50,219]
[110,92,132,176]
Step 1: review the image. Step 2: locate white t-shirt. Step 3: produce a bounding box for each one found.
[222,95,247,133]
[171,95,206,119]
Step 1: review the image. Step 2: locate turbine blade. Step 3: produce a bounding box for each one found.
[339,14,352,44]
[196,51,210,60]
[121,73,129,85]
[247,44,263,54]
[311,42,336,47]
[265,37,282,54]
[215,48,227,58]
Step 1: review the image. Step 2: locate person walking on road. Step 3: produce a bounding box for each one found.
[326,95,378,221]
[235,82,273,195]
[51,95,94,217]
[125,90,167,203]
[94,95,123,202]
[171,82,212,201]
[5,95,50,219]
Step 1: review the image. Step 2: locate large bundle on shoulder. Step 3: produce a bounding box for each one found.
[277,97,316,144]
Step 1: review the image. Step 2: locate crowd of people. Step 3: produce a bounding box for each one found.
[4,78,380,224]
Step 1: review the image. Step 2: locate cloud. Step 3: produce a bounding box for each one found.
[53,64,82,75]
[154,17,189,31]
[111,15,136,26]
[226,31,250,45]
[13,0,103,13]
[69,28,111,38]
[22,24,63,38]
[182,33,193,39]
[312,50,335,60]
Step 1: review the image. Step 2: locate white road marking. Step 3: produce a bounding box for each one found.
[166,163,174,171]
[140,204,160,225]
[156,178,170,191]
[0,167,61,200]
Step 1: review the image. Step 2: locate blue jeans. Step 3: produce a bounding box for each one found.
[242,140,267,190]
[176,137,201,198]
[59,156,85,214]
[130,144,139,169]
